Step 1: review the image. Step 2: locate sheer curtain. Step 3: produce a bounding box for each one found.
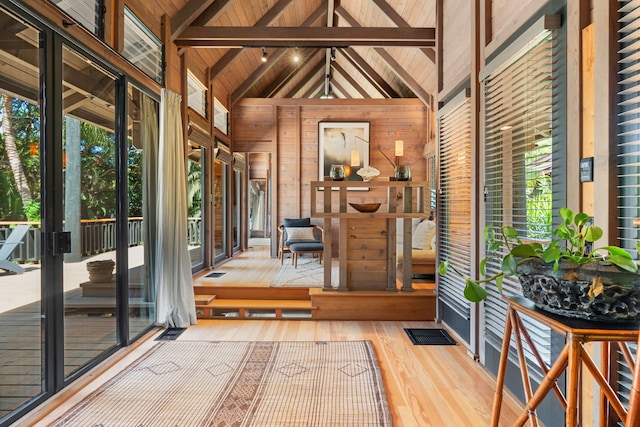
[155,89,196,328]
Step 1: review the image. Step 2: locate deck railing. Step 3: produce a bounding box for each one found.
[0,217,202,263]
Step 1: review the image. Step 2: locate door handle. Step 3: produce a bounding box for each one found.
[51,231,72,255]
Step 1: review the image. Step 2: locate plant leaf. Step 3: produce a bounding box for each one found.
[607,255,639,273]
[502,226,519,239]
[464,279,488,302]
[479,258,487,276]
[495,275,504,294]
[501,254,518,276]
[438,261,449,275]
[588,276,604,298]
[604,246,632,259]
[510,244,539,258]
[584,225,603,242]
[542,246,562,263]
[574,212,590,226]
[559,207,573,223]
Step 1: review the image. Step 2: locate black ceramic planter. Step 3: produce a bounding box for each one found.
[517,258,640,323]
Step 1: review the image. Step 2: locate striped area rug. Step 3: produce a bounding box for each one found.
[51,340,393,426]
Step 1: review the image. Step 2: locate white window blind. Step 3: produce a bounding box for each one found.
[616,0,640,415]
[187,71,207,118]
[214,98,229,135]
[483,30,556,381]
[50,0,102,36]
[437,96,472,322]
[123,7,163,84]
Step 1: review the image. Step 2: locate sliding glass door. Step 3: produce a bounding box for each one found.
[0,8,44,420]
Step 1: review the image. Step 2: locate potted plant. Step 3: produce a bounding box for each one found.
[438,208,640,323]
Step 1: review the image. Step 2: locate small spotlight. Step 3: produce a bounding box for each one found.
[261,48,268,63]
[293,48,299,63]
[330,47,336,61]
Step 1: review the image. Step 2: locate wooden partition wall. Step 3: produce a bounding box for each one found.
[232,98,434,256]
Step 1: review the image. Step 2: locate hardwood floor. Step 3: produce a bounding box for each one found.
[14,244,526,426]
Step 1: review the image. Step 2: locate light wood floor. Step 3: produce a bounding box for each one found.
[13,244,526,427]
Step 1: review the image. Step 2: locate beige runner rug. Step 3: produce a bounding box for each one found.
[51,340,393,426]
[270,257,338,287]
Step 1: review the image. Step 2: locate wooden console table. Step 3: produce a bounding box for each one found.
[310,180,427,292]
[491,296,639,427]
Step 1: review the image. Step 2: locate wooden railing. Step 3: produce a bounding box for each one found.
[0,217,202,263]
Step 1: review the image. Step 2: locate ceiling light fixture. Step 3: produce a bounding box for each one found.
[293,48,299,63]
[330,47,336,61]
[261,48,268,63]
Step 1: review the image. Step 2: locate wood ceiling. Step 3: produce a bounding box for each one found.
[171,0,437,107]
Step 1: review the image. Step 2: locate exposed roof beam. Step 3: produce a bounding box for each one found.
[192,0,234,26]
[371,0,436,64]
[175,27,435,48]
[231,48,289,103]
[208,0,307,80]
[341,47,399,97]
[301,74,325,98]
[171,0,223,41]
[330,80,348,98]
[259,48,318,97]
[332,62,370,98]
[285,59,325,98]
[336,5,433,107]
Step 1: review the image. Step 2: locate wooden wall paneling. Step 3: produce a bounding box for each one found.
[485,0,547,58]
[567,0,586,214]
[439,0,472,100]
[592,0,618,247]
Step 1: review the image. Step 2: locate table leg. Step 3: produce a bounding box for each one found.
[491,305,514,427]
[566,334,581,426]
[514,345,569,427]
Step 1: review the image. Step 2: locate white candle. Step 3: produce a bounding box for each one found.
[350,150,360,166]
[395,139,404,157]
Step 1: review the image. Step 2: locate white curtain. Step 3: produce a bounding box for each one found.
[155,89,197,328]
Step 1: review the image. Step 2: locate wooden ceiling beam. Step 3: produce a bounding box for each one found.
[192,0,234,26]
[284,59,325,98]
[371,0,436,64]
[170,0,221,41]
[259,48,319,98]
[301,74,325,98]
[175,27,435,48]
[336,5,433,107]
[230,48,289,104]
[209,0,307,80]
[332,62,370,98]
[341,47,398,98]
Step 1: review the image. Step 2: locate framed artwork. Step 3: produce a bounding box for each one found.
[318,121,370,190]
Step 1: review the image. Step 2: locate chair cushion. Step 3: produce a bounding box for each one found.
[412,220,436,250]
[285,227,316,241]
[289,242,324,252]
[283,218,311,228]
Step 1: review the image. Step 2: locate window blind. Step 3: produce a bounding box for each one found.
[437,96,472,323]
[50,0,102,36]
[616,0,640,417]
[482,30,556,382]
[123,7,163,84]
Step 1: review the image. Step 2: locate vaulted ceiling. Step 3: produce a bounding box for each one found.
[171,0,437,107]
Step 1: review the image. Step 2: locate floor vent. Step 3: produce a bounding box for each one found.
[404,328,457,346]
[204,272,226,278]
[155,328,186,341]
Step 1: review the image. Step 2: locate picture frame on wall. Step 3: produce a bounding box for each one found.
[318,121,370,190]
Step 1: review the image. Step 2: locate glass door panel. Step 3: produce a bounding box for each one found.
[214,158,227,262]
[0,9,43,420]
[188,142,205,269]
[127,85,157,339]
[62,47,117,377]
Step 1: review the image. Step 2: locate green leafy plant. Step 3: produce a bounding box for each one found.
[438,208,640,302]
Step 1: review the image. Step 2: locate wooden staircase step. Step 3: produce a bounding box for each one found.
[196,299,314,319]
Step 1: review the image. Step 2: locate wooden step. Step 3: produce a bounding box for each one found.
[196,298,314,319]
[309,288,436,321]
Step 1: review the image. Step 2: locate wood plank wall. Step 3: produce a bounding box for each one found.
[233,99,430,254]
